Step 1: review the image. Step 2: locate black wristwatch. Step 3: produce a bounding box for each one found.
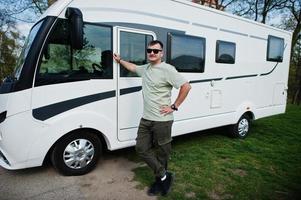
[171,104,178,111]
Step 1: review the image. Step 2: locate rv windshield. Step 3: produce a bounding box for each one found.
[14,20,44,80]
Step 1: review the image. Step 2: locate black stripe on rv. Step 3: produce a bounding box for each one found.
[120,86,142,95]
[181,63,279,84]
[260,63,279,76]
[225,74,258,80]
[189,78,223,84]
[189,75,259,84]
[32,90,116,121]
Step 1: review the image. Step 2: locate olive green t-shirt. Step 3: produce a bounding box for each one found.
[136,62,187,121]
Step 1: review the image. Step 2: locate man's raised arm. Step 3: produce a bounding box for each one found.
[113,53,137,72]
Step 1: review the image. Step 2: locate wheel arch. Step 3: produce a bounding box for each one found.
[43,127,108,166]
[234,101,256,124]
[244,111,255,121]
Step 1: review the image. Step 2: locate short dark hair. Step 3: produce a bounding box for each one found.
[148,40,163,49]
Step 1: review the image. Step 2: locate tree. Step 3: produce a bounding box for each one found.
[47,0,57,7]
[0,0,44,24]
[230,0,287,24]
[291,40,301,105]
[0,0,52,79]
[192,0,238,10]
[285,0,301,51]
[283,0,301,104]
[0,24,22,80]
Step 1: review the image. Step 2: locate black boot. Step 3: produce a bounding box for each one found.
[160,171,174,196]
[147,177,162,196]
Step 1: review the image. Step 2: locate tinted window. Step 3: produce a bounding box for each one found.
[36,19,113,86]
[216,40,236,64]
[15,19,44,79]
[168,33,205,73]
[120,31,153,77]
[267,35,284,62]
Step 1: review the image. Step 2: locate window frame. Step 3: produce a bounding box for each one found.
[215,40,236,64]
[167,32,206,73]
[35,19,114,87]
[266,35,284,62]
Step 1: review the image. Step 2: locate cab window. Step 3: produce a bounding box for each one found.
[35,19,113,86]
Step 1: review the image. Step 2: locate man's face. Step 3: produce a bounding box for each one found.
[147,43,163,64]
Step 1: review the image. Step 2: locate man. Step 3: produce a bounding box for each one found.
[113,40,191,196]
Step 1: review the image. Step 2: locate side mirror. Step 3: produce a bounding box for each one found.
[65,7,83,50]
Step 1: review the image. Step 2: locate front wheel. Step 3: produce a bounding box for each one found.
[229,114,251,139]
[51,131,102,176]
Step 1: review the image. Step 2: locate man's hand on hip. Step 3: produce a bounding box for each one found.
[160,105,174,116]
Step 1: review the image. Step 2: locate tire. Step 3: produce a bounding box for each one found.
[229,114,251,139]
[51,131,102,176]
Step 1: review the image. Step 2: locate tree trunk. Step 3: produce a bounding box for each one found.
[296,80,301,105]
[261,11,267,24]
[48,0,57,7]
[291,21,300,53]
[261,0,269,24]
[254,0,259,21]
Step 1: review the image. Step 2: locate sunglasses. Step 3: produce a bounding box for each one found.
[146,48,162,54]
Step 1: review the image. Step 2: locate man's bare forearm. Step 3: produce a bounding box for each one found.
[113,53,137,72]
[160,82,191,115]
[173,82,191,108]
[119,59,137,72]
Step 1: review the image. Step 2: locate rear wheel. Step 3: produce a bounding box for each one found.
[229,114,251,139]
[51,131,101,176]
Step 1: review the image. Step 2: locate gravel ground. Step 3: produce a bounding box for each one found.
[0,153,156,200]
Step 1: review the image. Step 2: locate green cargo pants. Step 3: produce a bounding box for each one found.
[135,118,173,178]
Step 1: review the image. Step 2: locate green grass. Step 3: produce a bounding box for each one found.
[131,104,301,200]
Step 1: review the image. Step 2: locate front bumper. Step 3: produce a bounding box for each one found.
[0,147,42,170]
[0,148,12,169]
[0,149,9,165]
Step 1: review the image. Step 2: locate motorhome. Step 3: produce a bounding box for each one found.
[0,0,291,175]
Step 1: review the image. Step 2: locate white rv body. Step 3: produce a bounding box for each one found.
[0,0,291,172]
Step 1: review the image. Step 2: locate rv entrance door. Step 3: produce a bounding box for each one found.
[117,27,156,142]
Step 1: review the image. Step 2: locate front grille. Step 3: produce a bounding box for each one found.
[0,150,10,165]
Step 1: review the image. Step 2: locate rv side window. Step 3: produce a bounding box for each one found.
[215,40,236,64]
[167,33,205,73]
[267,35,284,62]
[35,19,113,86]
[120,31,153,77]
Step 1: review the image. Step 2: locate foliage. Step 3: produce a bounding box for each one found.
[229,0,287,24]
[0,24,23,80]
[285,0,301,51]
[288,40,301,104]
[280,0,301,104]
[0,0,46,24]
[132,104,301,199]
[192,0,238,10]
[0,0,49,79]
